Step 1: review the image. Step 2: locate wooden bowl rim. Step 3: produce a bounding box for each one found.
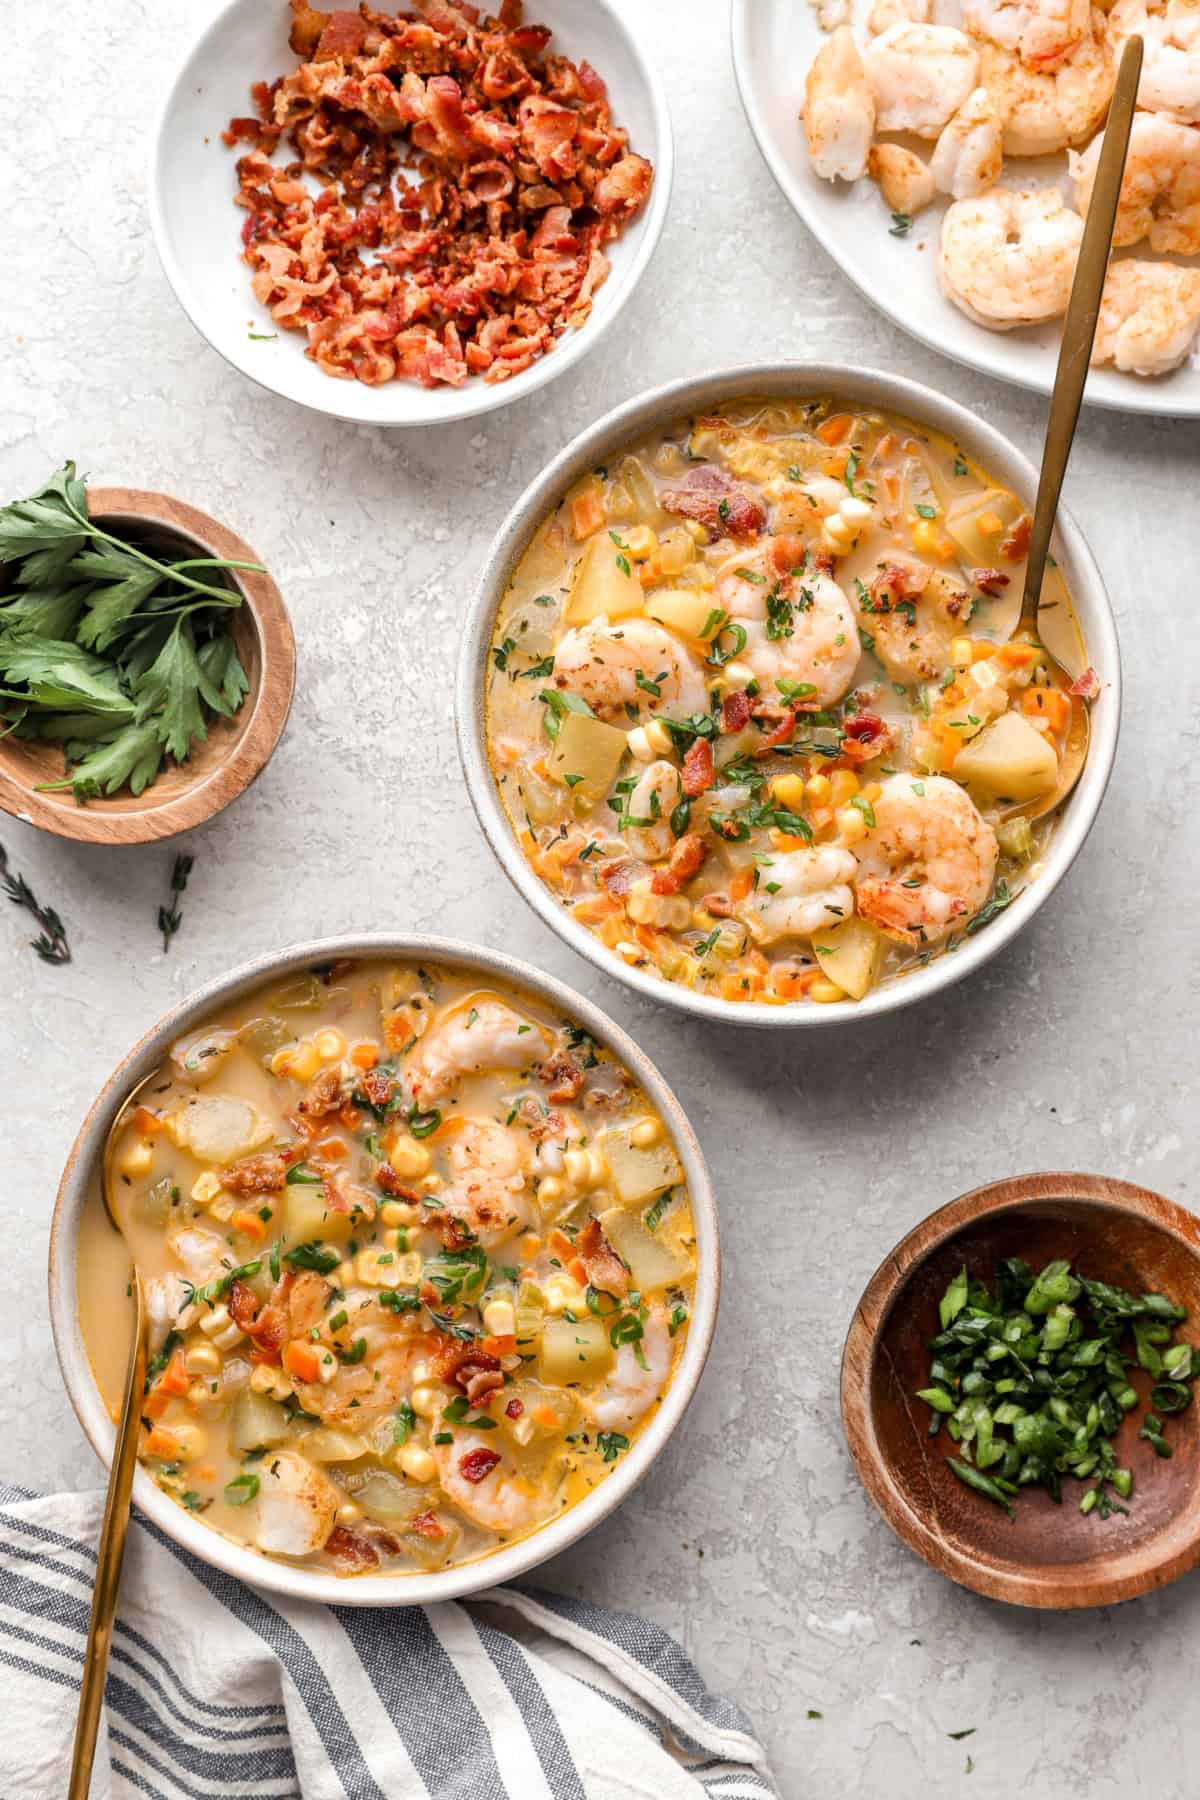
[0,486,295,844]
[841,1171,1200,1610]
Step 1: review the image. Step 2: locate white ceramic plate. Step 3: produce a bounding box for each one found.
[149,0,672,428]
[731,0,1200,418]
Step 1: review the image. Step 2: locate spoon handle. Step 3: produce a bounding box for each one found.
[68,1274,147,1800]
[1022,33,1143,614]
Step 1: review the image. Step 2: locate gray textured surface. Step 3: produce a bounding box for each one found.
[4,2,1199,1795]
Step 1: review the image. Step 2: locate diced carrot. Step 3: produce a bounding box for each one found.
[876,432,895,457]
[284,1340,321,1383]
[597,916,625,949]
[533,1404,562,1429]
[231,1209,268,1242]
[482,1334,517,1358]
[568,1255,588,1285]
[573,894,620,925]
[823,450,849,480]
[134,1106,163,1136]
[884,472,899,503]
[1022,686,1070,731]
[936,724,962,768]
[769,965,822,1001]
[314,1135,348,1161]
[817,413,851,446]
[143,1427,181,1460]
[337,1103,362,1131]
[998,641,1038,668]
[548,1228,574,1261]
[520,1232,542,1260]
[976,510,1004,536]
[773,832,811,852]
[571,483,606,539]
[350,1042,379,1071]
[142,1389,171,1421]
[193,1465,216,1484]
[972,642,995,663]
[637,556,663,588]
[158,1347,192,1396]
[719,973,749,1002]
[729,867,754,902]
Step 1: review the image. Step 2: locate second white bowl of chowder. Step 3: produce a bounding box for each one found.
[50,939,716,1604]
[458,366,1119,1024]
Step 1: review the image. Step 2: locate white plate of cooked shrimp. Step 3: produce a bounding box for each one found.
[731,0,1200,414]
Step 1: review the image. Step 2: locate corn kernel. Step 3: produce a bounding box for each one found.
[684,519,708,543]
[186,1343,221,1378]
[811,979,847,1004]
[630,1117,661,1149]
[482,1298,516,1337]
[186,1380,218,1407]
[314,1029,346,1061]
[117,1137,154,1179]
[720,660,757,692]
[830,769,860,805]
[337,1501,364,1526]
[691,906,715,929]
[335,1261,357,1289]
[622,525,657,561]
[616,940,646,965]
[911,518,940,555]
[198,1304,243,1351]
[411,1384,442,1419]
[419,1173,442,1195]
[537,1175,565,1205]
[171,1424,207,1461]
[357,1247,406,1288]
[191,1171,223,1207]
[271,1039,320,1082]
[250,1364,293,1400]
[544,1272,587,1315]
[860,781,883,805]
[626,726,656,763]
[805,773,832,804]
[837,805,868,844]
[951,636,974,668]
[380,1131,432,1179]
[380,1199,420,1228]
[770,773,807,810]
[396,1445,436,1483]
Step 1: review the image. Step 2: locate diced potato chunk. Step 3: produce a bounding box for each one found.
[283,1182,356,1247]
[954,711,1058,801]
[299,1428,371,1463]
[565,533,644,625]
[539,1316,614,1384]
[229,1389,291,1453]
[811,917,882,1001]
[598,1123,683,1206]
[945,488,1025,567]
[355,1471,429,1525]
[599,1205,693,1293]
[547,711,629,805]
[165,1096,273,1164]
[645,587,722,643]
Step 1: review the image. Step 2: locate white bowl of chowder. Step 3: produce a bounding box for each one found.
[457,364,1119,1024]
[49,937,717,1605]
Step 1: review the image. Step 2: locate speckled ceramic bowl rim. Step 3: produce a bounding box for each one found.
[48,934,718,1607]
[147,0,674,429]
[455,362,1121,1026]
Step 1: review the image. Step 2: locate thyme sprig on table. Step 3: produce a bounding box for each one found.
[0,840,70,963]
[159,852,194,952]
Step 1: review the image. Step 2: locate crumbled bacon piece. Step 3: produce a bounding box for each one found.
[376,1164,422,1202]
[227,1281,261,1332]
[228,1,652,389]
[505,1397,524,1420]
[539,1050,585,1103]
[839,712,895,765]
[721,692,752,734]
[650,832,707,896]
[1001,514,1032,560]
[220,1152,288,1194]
[971,567,1010,596]
[660,466,765,539]
[296,1068,344,1119]
[1069,666,1100,701]
[516,1097,565,1143]
[867,561,928,614]
[410,1509,449,1539]
[681,737,715,797]
[459,1447,502,1484]
[324,1526,381,1573]
[598,858,644,898]
[357,1066,396,1112]
[577,1218,629,1298]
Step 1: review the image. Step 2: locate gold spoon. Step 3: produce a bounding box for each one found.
[68,1073,161,1800]
[1004,32,1143,824]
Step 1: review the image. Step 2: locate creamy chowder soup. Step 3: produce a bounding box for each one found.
[485,396,1093,1006]
[78,959,695,1578]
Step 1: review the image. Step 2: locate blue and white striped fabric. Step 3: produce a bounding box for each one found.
[0,1488,775,1799]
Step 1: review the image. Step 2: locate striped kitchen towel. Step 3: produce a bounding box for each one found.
[0,1487,775,1800]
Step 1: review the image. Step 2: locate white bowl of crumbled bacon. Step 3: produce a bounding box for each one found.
[149,0,670,425]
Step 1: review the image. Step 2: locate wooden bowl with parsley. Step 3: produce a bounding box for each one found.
[0,470,294,844]
[843,1173,1200,1608]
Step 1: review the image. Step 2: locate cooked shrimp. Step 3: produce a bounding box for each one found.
[931,88,1006,198]
[1108,0,1200,123]
[443,1117,533,1247]
[715,545,860,708]
[963,0,1090,68]
[146,1272,198,1350]
[1091,258,1200,373]
[165,1225,228,1285]
[404,995,551,1107]
[864,25,981,137]
[582,1305,673,1432]
[938,188,1082,329]
[978,20,1113,154]
[252,1451,338,1558]
[748,847,858,943]
[865,558,974,683]
[434,1432,551,1534]
[868,0,931,35]
[1071,113,1200,253]
[294,1329,426,1428]
[868,143,937,215]
[804,27,876,181]
[854,774,999,945]
[622,759,682,864]
[551,616,708,723]
[763,475,849,540]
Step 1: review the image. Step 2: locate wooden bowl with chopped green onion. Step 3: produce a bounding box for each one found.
[842,1174,1200,1608]
[0,485,294,844]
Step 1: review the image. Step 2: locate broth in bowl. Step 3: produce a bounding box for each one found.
[484,395,1094,1008]
[79,958,696,1579]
